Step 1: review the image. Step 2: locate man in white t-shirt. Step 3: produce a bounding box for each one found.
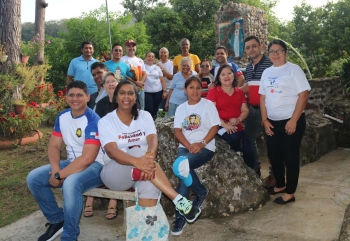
[121,39,147,109]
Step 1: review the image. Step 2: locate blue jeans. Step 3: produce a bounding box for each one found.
[175,147,214,219]
[138,89,145,110]
[168,102,180,117]
[145,90,163,119]
[158,93,168,111]
[218,129,255,170]
[27,160,103,241]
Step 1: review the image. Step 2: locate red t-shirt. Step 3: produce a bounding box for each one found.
[207,86,246,131]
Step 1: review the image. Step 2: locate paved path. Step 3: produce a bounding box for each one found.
[1,148,349,241]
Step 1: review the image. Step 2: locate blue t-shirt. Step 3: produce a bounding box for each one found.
[67,55,98,94]
[169,71,196,105]
[105,60,133,81]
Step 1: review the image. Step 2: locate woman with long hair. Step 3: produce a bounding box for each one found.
[98,81,201,227]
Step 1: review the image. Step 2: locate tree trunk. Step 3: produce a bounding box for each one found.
[34,0,48,65]
[0,0,21,73]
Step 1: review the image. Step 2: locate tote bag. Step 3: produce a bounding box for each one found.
[126,183,169,241]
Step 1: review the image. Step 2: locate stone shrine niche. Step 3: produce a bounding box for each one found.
[215,2,268,64]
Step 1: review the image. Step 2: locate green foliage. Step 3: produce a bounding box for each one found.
[143,0,274,58]
[121,0,161,22]
[60,6,150,57]
[143,6,187,57]
[21,20,67,42]
[282,0,350,77]
[44,36,69,91]
[21,41,31,55]
[0,103,44,139]
[327,53,350,93]
[43,6,150,91]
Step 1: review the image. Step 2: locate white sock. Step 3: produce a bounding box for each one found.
[173,194,183,205]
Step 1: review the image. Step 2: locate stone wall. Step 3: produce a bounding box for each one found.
[214,2,268,63]
[306,77,343,116]
[257,76,350,166]
[306,77,350,148]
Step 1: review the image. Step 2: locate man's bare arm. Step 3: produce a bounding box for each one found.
[58,144,100,178]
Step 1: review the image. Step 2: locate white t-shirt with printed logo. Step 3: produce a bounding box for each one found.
[120,55,145,71]
[174,98,221,152]
[98,110,156,153]
[144,64,163,93]
[259,62,311,120]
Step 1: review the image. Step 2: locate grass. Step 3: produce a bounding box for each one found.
[0,124,65,227]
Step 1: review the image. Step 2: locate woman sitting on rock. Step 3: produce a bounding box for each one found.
[207,64,255,170]
[172,76,220,236]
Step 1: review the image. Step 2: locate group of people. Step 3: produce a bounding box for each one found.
[27,35,310,240]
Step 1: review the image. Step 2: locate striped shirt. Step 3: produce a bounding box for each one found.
[245,55,272,106]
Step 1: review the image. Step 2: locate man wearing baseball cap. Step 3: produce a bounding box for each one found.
[121,39,147,109]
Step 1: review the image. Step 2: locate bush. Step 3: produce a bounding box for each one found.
[327,53,350,93]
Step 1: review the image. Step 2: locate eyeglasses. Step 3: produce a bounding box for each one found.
[113,49,123,52]
[118,90,135,96]
[200,65,210,68]
[268,49,285,55]
[105,80,117,85]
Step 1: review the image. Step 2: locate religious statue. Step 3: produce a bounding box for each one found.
[230,20,244,59]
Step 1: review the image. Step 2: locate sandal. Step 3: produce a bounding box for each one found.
[106,206,118,220]
[83,205,93,218]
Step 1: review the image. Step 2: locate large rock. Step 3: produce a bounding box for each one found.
[155,118,269,218]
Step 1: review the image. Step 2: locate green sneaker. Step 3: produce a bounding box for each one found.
[175,197,201,223]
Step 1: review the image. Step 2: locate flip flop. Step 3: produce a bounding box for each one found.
[83,205,93,218]
[106,206,118,220]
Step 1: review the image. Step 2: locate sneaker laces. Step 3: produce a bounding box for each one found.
[176,198,192,214]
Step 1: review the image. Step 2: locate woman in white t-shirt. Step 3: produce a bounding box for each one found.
[98,81,201,227]
[157,47,174,110]
[144,51,167,119]
[259,39,311,205]
[172,77,220,236]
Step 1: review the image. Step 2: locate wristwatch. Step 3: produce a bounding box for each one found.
[201,139,207,146]
[54,172,62,180]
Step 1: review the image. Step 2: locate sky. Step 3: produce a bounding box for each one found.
[21,0,336,23]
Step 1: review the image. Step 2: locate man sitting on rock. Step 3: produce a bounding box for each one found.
[27,81,104,241]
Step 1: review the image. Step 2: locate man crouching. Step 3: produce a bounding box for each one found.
[27,81,104,241]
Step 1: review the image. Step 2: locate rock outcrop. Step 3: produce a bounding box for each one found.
[156,118,269,218]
